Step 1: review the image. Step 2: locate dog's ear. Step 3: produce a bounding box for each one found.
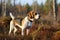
[27,11,35,19]
[27,11,31,17]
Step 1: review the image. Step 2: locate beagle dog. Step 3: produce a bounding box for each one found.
[9,10,40,36]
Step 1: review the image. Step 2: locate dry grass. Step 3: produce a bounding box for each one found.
[0,16,60,40]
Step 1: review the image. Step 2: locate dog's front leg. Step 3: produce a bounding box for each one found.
[26,29,30,35]
[21,28,24,36]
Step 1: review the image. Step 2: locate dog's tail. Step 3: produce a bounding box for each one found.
[10,12,22,28]
[10,12,15,20]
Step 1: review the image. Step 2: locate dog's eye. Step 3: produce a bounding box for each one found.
[35,13,37,15]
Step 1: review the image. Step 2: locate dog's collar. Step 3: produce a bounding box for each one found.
[27,17,33,22]
[28,19,33,22]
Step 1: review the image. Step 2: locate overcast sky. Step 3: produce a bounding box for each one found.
[17,0,46,5]
[0,0,60,5]
[14,0,60,5]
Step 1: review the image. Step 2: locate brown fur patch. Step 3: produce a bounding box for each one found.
[27,10,37,19]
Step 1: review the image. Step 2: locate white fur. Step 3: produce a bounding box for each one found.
[9,12,39,36]
[10,13,15,20]
[35,14,39,19]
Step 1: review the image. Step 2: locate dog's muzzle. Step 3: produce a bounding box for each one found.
[35,14,40,19]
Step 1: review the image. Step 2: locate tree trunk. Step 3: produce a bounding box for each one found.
[14,0,15,6]
[2,0,6,16]
[53,0,56,20]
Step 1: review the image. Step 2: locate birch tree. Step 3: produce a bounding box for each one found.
[53,0,56,20]
[2,0,6,16]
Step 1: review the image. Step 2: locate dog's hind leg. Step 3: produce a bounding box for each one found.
[13,27,17,36]
[9,20,14,35]
[9,26,14,35]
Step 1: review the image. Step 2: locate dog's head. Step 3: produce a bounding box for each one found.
[27,10,40,21]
